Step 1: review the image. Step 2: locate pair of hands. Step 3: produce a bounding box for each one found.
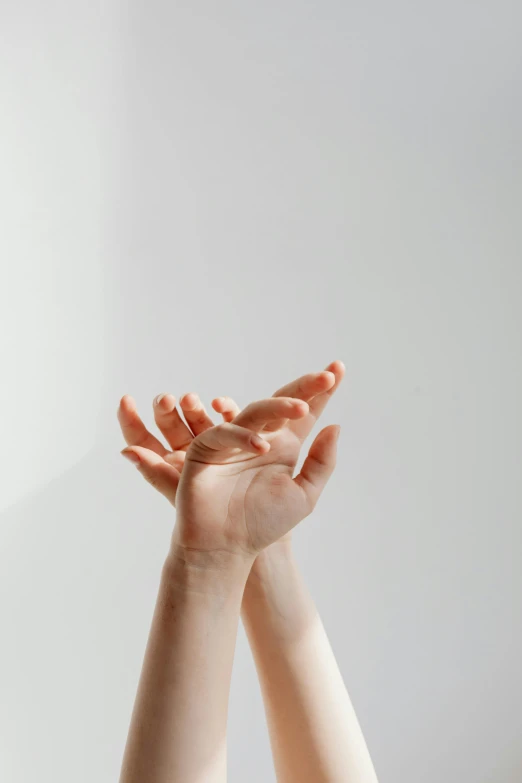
[117,360,345,565]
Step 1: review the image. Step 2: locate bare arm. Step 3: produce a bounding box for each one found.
[117,359,375,782]
[241,540,379,783]
[119,547,252,783]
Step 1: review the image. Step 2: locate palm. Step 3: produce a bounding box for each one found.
[177,425,305,554]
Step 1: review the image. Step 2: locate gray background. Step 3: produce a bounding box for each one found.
[1,1,521,781]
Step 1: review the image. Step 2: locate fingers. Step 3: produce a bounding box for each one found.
[306,360,345,420]
[293,424,340,511]
[282,360,345,441]
[190,423,271,456]
[118,395,169,457]
[234,397,309,433]
[164,449,187,473]
[179,393,215,436]
[263,371,333,433]
[211,396,241,423]
[272,369,336,402]
[121,445,180,506]
[153,393,194,451]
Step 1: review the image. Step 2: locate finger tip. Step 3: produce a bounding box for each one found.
[155,393,176,412]
[120,448,141,465]
[295,400,309,415]
[118,395,136,419]
[252,435,270,452]
[324,370,336,384]
[316,370,336,390]
[180,392,198,410]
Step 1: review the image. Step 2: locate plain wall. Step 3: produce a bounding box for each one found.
[1,1,521,781]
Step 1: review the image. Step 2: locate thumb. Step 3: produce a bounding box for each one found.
[121,446,181,506]
[293,424,340,511]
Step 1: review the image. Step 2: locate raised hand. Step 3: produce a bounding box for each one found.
[117,361,345,560]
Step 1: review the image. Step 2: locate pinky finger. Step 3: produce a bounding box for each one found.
[121,446,181,506]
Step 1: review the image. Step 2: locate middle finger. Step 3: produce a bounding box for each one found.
[179,392,215,436]
[153,393,195,451]
[265,370,335,436]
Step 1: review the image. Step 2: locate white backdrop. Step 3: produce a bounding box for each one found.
[1,2,521,781]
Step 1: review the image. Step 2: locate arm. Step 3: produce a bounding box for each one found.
[117,359,370,782]
[241,540,379,783]
[119,545,252,783]
[117,378,334,782]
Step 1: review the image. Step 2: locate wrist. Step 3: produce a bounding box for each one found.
[241,543,317,643]
[245,538,295,593]
[164,542,255,595]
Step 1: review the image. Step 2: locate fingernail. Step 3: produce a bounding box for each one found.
[121,449,140,464]
[336,425,341,439]
[154,394,165,406]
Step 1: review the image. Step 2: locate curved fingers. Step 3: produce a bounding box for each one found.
[306,360,346,419]
[234,397,308,433]
[293,424,340,511]
[211,396,241,423]
[118,395,169,457]
[277,361,345,441]
[179,393,215,436]
[153,393,195,451]
[272,369,336,401]
[190,423,271,456]
[121,445,180,506]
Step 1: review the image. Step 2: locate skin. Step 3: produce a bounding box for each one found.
[117,360,379,782]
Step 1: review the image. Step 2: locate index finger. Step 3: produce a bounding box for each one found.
[271,360,345,440]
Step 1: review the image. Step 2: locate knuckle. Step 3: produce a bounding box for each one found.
[309,452,328,469]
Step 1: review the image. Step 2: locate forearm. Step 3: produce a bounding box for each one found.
[241,545,378,783]
[120,546,252,783]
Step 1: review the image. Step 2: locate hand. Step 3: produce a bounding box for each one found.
[117,361,345,561]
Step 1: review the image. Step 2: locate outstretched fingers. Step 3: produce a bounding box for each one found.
[293,424,341,511]
[283,361,345,441]
[118,395,169,457]
[272,369,336,402]
[306,360,346,422]
[179,393,215,436]
[234,397,309,433]
[211,396,241,423]
[265,369,336,434]
[153,393,195,451]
